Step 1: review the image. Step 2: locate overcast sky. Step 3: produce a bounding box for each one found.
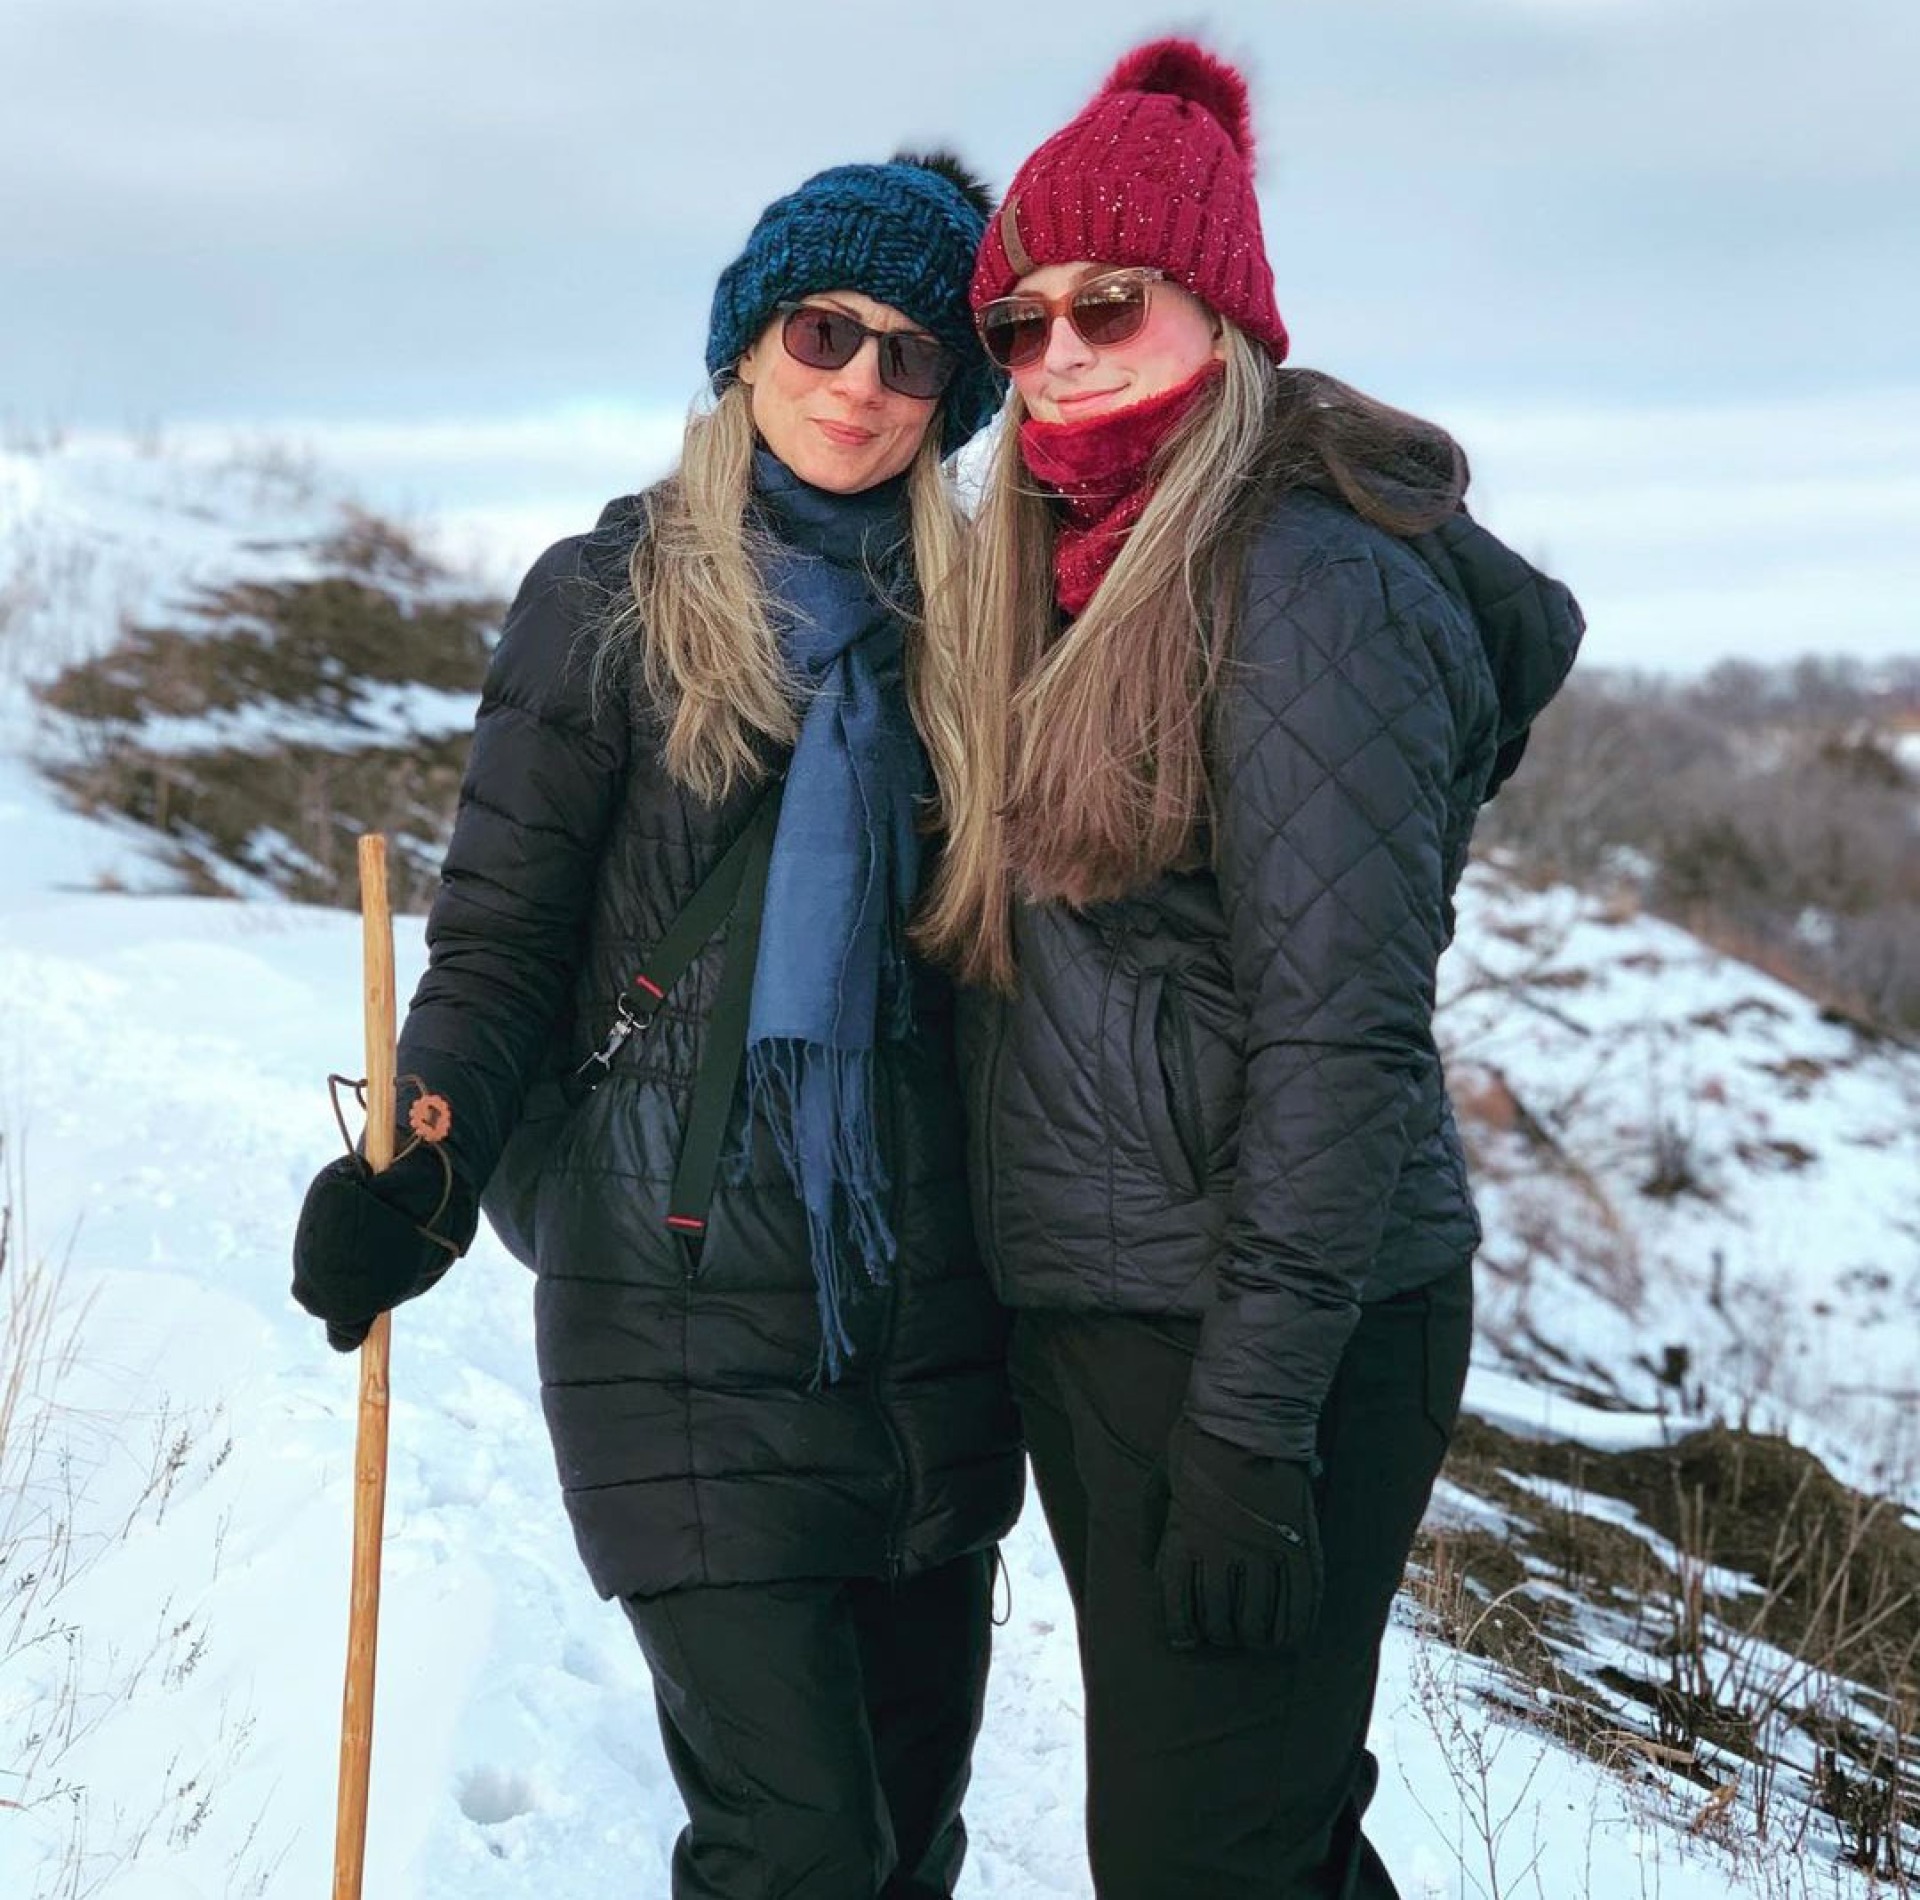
[5,0,1917,670]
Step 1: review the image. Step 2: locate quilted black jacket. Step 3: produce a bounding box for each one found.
[958,490,1582,1463]
[394,496,1023,1600]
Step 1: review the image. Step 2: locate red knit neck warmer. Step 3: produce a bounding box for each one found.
[1019,362,1225,617]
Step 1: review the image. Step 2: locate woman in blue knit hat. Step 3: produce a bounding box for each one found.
[290,152,1021,1899]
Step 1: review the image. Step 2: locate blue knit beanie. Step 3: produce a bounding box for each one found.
[706,152,1005,455]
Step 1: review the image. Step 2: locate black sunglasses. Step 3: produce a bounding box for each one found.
[975,268,1166,372]
[774,302,957,401]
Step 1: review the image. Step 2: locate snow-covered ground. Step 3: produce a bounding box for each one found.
[3,437,1910,1899]
[11,886,1888,1900]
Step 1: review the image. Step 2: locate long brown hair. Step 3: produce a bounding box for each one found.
[917,328,1467,990]
[598,379,970,812]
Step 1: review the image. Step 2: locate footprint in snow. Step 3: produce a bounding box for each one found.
[457,1764,538,1827]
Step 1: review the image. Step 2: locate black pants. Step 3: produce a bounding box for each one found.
[1012,1266,1472,1900]
[621,1549,993,1900]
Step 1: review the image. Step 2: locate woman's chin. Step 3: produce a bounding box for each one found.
[778,438,895,495]
[798,460,871,495]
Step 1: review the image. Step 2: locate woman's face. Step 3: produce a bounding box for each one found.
[1008,262,1223,426]
[737,290,940,493]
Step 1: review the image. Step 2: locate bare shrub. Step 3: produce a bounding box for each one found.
[1477,659,1920,1035]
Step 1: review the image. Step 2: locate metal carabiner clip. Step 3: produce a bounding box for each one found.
[576,994,646,1080]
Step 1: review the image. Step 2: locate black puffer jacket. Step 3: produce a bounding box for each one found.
[958,489,1582,1463]
[396,494,1023,1600]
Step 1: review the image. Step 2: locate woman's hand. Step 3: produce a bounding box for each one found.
[291,1145,477,1351]
[1152,1416,1323,1650]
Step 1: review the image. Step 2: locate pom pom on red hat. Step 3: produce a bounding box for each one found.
[1101,37,1255,165]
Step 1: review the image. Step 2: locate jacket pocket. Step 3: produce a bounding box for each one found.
[1130,967,1206,1199]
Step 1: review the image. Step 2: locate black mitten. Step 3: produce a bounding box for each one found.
[291,1142,477,1352]
[1152,1415,1323,1651]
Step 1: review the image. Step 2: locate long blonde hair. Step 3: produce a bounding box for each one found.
[600,379,970,817]
[918,329,1467,990]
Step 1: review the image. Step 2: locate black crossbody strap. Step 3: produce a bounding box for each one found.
[571,782,783,1253]
[664,793,778,1243]
[627,787,782,1027]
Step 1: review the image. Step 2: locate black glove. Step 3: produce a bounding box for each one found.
[1151,1415,1323,1651]
[291,1143,477,1352]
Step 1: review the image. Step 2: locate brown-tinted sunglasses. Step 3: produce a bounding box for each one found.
[974,268,1167,371]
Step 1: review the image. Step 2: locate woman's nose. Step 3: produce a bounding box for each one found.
[827,337,887,403]
[1040,312,1096,373]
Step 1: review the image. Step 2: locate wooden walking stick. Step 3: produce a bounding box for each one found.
[334,833,396,1900]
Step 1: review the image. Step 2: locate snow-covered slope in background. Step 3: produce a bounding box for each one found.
[1445,872,1920,1505]
[0,437,370,898]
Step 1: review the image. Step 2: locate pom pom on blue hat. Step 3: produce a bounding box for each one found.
[707,153,1005,455]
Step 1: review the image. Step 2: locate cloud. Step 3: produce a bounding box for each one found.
[1452,386,1920,670]
[5,0,1915,426]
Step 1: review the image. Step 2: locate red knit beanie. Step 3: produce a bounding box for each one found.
[971,38,1288,362]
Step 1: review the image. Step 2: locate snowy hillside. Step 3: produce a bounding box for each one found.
[1,434,497,912]
[1444,872,1920,1499]
[3,439,1915,1899]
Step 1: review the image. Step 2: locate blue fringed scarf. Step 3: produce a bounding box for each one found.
[745,449,928,1377]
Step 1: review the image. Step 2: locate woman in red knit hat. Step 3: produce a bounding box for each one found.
[920,38,1584,1899]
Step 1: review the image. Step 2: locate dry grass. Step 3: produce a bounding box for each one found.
[0,1137,283,1895]
[1409,1415,1920,1889]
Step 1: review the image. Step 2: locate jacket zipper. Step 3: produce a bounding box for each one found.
[1160,977,1207,1188]
[973,999,1007,1293]
[871,1046,910,1582]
